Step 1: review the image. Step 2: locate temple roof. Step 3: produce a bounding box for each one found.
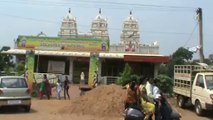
[63,8,76,21]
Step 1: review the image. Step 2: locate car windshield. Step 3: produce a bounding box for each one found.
[0,78,28,88]
[205,75,213,90]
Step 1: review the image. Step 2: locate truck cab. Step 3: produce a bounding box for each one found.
[173,65,213,116]
[191,73,213,115]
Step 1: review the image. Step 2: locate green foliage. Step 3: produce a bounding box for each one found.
[16,63,25,75]
[117,63,132,86]
[172,47,193,61]
[0,46,14,73]
[117,63,141,86]
[165,47,194,77]
[156,74,173,95]
[159,64,168,75]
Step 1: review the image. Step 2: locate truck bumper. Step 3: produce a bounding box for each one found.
[205,103,213,110]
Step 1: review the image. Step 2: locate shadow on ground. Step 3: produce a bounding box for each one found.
[0,106,37,114]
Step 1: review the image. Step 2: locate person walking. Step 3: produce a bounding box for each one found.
[64,76,70,100]
[44,74,50,100]
[56,78,62,100]
[39,74,50,99]
[39,79,46,99]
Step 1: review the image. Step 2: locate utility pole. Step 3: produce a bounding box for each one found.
[196,8,205,63]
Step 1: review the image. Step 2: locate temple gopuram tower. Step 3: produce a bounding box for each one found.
[58,8,78,38]
[120,11,140,52]
[91,9,109,40]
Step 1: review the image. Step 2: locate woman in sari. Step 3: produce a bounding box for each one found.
[139,78,155,120]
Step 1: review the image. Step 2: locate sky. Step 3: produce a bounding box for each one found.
[0,0,212,59]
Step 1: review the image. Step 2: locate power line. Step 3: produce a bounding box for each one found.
[0,12,201,37]
[183,22,198,47]
[0,12,60,24]
[0,0,196,12]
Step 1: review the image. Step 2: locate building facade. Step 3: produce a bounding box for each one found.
[3,9,169,88]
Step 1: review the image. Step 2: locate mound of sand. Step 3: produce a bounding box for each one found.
[58,84,126,117]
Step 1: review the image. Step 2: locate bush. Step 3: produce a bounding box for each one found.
[117,63,132,86]
[156,74,173,95]
[116,63,140,86]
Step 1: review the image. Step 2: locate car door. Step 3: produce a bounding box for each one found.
[192,74,208,107]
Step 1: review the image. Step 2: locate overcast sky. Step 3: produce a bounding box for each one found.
[0,0,212,58]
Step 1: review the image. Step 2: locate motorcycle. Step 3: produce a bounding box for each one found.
[123,99,181,120]
[123,106,145,120]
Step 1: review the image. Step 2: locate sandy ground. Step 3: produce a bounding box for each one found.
[0,85,213,120]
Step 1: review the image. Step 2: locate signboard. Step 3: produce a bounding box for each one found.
[17,36,109,52]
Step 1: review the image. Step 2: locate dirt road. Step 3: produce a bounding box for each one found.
[0,85,212,120]
[169,98,213,120]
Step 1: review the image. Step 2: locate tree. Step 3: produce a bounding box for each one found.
[172,47,193,61]
[165,47,194,77]
[0,46,14,75]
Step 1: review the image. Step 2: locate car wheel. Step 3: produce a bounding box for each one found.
[24,106,31,112]
[177,96,185,108]
[195,100,203,116]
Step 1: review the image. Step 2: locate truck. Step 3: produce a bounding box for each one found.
[173,65,213,115]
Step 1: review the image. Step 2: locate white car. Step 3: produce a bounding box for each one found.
[0,76,31,112]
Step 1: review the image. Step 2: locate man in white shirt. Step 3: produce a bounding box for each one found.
[145,78,154,98]
[153,78,162,120]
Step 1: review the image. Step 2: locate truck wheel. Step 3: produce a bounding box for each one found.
[177,96,185,108]
[195,100,203,116]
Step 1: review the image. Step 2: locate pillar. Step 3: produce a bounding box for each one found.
[25,50,35,92]
[88,53,99,86]
[154,63,160,78]
[69,57,74,81]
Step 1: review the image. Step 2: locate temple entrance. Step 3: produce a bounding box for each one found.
[73,57,89,83]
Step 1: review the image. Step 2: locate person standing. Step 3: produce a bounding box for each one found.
[56,78,62,100]
[80,72,85,85]
[44,74,50,100]
[64,76,70,100]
